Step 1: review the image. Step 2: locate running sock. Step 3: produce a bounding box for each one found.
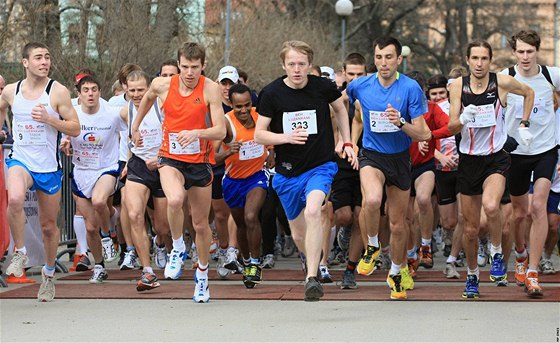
[407,247,417,259]
[467,266,480,277]
[515,246,527,259]
[15,246,27,255]
[73,215,88,254]
[100,230,110,238]
[95,261,105,268]
[126,246,136,252]
[446,255,457,264]
[243,258,251,266]
[526,268,538,275]
[172,237,186,252]
[143,266,154,274]
[381,246,390,255]
[196,263,209,278]
[367,235,379,247]
[43,265,55,277]
[490,243,502,257]
[421,238,431,247]
[389,262,401,276]
[345,260,358,272]
[220,244,228,250]
[250,257,260,265]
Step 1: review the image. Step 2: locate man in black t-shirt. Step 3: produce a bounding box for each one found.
[255,40,357,302]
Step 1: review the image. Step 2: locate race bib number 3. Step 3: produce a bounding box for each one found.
[16,121,47,146]
[466,104,496,128]
[239,140,264,160]
[169,133,200,155]
[369,111,399,133]
[282,110,318,135]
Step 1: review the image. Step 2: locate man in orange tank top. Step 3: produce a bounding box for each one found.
[132,42,225,303]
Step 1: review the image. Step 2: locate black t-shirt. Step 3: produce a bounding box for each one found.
[257,75,341,177]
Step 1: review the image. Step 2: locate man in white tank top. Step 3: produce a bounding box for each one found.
[448,40,534,299]
[0,42,80,302]
[501,30,560,297]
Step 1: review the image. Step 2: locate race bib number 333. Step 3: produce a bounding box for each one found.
[282,110,318,135]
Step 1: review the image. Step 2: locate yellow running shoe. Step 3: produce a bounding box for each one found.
[400,266,415,290]
[357,244,381,276]
[386,271,407,300]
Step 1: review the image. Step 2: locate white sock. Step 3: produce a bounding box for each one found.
[407,247,417,259]
[447,255,457,263]
[467,266,480,277]
[490,244,502,257]
[143,266,154,274]
[367,235,379,247]
[172,237,186,251]
[421,238,431,247]
[73,215,88,254]
[15,246,27,255]
[389,262,401,275]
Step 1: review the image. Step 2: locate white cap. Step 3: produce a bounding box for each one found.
[320,66,335,81]
[218,66,239,83]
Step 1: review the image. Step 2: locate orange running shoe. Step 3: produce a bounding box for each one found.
[514,256,528,286]
[524,271,543,297]
[407,257,419,278]
[419,245,433,269]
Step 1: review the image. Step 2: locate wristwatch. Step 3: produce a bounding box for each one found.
[520,120,530,128]
[397,117,406,129]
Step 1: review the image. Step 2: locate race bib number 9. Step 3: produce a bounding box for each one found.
[282,110,318,135]
[369,111,399,133]
[239,140,264,160]
[169,133,200,155]
[16,121,47,146]
[466,104,496,128]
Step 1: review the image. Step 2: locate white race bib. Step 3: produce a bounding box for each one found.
[73,149,101,169]
[438,101,450,115]
[16,121,47,146]
[140,128,161,149]
[282,110,318,135]
[239,140,264,160]
[515,98,544,119]
[369,111,399,133]
[466,104,496,128]
[169,133,200,155]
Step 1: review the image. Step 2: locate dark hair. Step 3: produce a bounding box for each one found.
[159,59,179,74]
[466,40,493,60]
[238,69,248,82]
[509,30,541,51]
[228,83,251,104]
[76,75,101,92]
[117,63,142,86]
[406,71,426,90]
[22,42,49,59]
[426,74,447,90]
[177,42,206,65]
[310,65,321,76]
[366,63,377,74]
[343,53,366,69]
[373,36,402,56]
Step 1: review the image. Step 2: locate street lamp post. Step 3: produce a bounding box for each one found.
[335,0,353,62]
[225,0,231,65]
[401,45,411,73]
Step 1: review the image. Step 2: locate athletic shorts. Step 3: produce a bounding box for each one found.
[359,148,411,191]
[112,160,127,206]
[411,159,436,197]
[500,182,511,205]
[222,170,268,208]
[508,147,558,196]
[212,164,225,200]
[435,170,459,205]
[546,191,560,214]
[71,168,119,199]
[158,157,213,190]
[5,158,62,195]
[126,154,165,198]
[273,161,338,220]
[458,149,510,196]
[330,168,361,211]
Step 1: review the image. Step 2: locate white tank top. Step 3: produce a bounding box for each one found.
[71,101,126,170]
[128,100,162,161]
[9,79,61,172]
[108,94,129,162]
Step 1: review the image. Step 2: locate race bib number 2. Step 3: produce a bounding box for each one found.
[369,111,399,133]
[282,110,318,135]
[16,121,47,146]
[169,133,200,155]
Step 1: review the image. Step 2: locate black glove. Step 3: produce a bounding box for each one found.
[503,135,519,153]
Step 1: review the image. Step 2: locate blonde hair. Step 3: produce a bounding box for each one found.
[280,41,314,64]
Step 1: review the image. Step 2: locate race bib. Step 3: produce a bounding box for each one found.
[282,110,318,135]
[169,133,200,155]
[16,121,47,146]
[466,104,496,128]
[438,101,450,115]
[369,111,399,133]
[239,140,264,161]
[140,128,161,149]
[515,98,544,119]
[73,149,101,169]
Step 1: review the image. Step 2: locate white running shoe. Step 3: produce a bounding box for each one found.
[154,246,168,269]
[261,254,275,269]
[6,251,28,277]
[477,240,488,267]
[101,237,118,263]
[444,262,460,279]
[165,248,187,279]
[120,250,140,270]
[216,249,231,279]
[89,265,108,284]
[37,267,55,302]
[193,271,210,303]
[224,247,239,271]
[539,258,556,275]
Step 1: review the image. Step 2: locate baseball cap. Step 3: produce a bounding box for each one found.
[320,66,335,81]
[218,66,239,83]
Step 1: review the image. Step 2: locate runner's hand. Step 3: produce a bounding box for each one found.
[145,157,158,171]
[517,127,533,146]
[437,154,458,169]
[228,140,241,154]
[287,126,308,145]
[132,130,143,147]
[31,104,52,125]
[59,137,72,156]
[459,104,477,125]
[177,129,200,147]
[344,146,359,170]
[418,141,429,156]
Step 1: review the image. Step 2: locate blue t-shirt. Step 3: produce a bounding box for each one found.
[347,72,427,154]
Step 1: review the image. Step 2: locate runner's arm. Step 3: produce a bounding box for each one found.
[447,78,463,135]
[49,84,80,137]
[498,74,534,124]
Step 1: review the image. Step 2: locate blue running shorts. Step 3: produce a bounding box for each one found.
[5,158,62,195]
[222,170,268,208]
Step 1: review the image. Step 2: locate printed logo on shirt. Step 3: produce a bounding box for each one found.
[194,98,201,104]
[486,92,496,99]
[82,132,100,144]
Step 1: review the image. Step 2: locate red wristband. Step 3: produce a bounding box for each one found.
[342,142,353,148]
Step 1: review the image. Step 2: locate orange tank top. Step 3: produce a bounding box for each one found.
[159,75,215,164]
[224,107,266,179]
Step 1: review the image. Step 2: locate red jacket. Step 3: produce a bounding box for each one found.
[410,101,453,167]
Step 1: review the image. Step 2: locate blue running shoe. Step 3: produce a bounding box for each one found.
[489,253,506,282]
[462,274,479,298]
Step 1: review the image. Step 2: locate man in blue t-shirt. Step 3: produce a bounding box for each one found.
[347,36,430,300]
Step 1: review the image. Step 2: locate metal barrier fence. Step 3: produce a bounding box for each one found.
[2,144,76,272]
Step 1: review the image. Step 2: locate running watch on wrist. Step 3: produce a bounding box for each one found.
[397,117,406,129]
[520,120,530,128]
